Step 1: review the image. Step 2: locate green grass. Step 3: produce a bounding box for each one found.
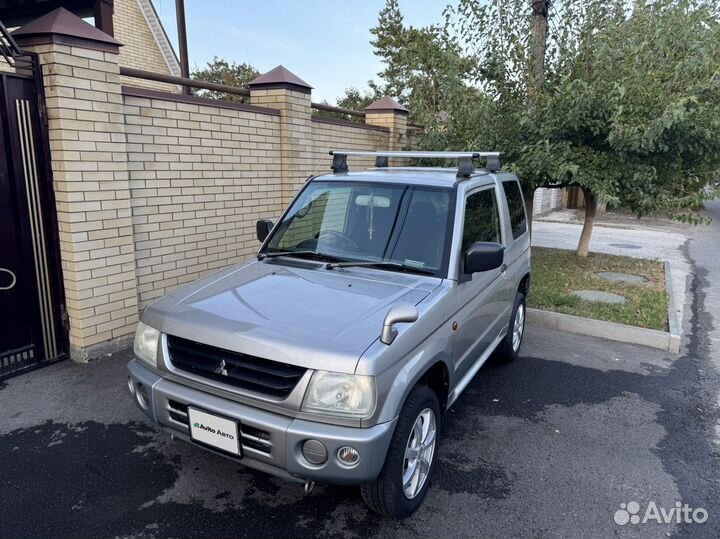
[528,247,668,331]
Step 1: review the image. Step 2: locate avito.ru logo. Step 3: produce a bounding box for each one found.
[614,501,708,525]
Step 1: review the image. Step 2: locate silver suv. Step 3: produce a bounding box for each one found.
[127,150,531,518]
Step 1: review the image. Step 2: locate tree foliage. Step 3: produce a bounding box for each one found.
[313,87,379,123]
[369,0,720,255]
[191,57,260,102]
[369,0,478,129]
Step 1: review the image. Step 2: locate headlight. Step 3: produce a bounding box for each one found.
[134,322,160,367]
[302,371,376,418]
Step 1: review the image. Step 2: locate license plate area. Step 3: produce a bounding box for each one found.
[188,407,242,457]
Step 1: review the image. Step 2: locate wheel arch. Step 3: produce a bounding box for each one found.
[375,353,453,425]
[415,360,450,412]
[518,272,531,297]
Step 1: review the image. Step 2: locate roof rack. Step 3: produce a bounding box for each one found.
[328,150,503,178]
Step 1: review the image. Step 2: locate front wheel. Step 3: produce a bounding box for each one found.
[361,385,440,519]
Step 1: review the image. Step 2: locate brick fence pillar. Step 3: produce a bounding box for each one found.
[364,96,409,152]
[14,8,139,360]
[248,66,313,204]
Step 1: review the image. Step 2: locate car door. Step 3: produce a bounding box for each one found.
[500,178,531,288]
[451,184,512,381]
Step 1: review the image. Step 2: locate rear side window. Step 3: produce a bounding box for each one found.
[462,188,501,252]
[502,180,527,239]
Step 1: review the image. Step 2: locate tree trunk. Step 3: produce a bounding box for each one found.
[576,187,597,257]
[528,0,550,109]
[523,185,535,238]
[524,1,548,235]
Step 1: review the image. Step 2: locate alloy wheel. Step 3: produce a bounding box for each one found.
[402,408,437,499]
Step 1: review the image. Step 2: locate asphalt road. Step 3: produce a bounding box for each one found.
[1,202,719,539]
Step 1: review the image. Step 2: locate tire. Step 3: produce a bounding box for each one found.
[361,385,441,519]
[496,291,526,362]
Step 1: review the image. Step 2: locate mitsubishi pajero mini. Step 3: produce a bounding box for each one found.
[127,150,531,518]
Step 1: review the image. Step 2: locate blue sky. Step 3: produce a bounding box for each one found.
[152,0,449,102]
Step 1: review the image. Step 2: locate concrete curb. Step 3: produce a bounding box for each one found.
[663,260,683,354]
[528,308,680,353]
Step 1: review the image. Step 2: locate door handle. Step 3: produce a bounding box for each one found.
[0,268,17,291]
[501,264,508,279]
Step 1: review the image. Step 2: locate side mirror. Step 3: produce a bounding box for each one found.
[381,302,419,345]
[464,242,504,274]
[256,219,273,243]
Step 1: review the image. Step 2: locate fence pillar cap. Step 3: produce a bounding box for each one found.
[11,7,122,51]
[248,65,312,94]
[364,96,409,115]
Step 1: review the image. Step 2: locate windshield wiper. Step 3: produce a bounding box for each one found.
[258,250,345,263]
[325,260,436,276]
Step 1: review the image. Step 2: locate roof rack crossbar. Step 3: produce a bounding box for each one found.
[328,150,502,177]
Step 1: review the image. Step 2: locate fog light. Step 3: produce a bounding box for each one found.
[302,439,327,465]
[127,376,135,395]
[337,446,360,467]
[136,383,149,409]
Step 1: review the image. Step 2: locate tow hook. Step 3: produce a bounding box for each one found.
[304,480,315,495]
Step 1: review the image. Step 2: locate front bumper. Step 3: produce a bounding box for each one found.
[127,359,396,484]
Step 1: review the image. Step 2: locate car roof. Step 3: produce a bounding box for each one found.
[312,167,498,189]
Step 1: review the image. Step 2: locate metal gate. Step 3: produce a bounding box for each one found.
[0,25,67,379]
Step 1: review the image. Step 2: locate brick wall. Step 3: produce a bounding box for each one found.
[114,0,178,93]
[123,94,393,310]
[250,87,314,202]
[310,118,389,172]
[31,43,139,355]
[22,22,412,357]
[365,112,407,150]
[122,89,283,308]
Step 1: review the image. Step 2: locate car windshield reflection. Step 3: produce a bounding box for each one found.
[262,181,451,276]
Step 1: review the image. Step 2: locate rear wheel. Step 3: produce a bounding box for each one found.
[361,385,440,519]
[496,292,526,362]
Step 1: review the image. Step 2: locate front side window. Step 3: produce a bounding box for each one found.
[502,180,527,239]
[264,181,452,276]
[461,188,501,253]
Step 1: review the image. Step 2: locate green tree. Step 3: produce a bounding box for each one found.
[313,87,378,122]
[517,0,720,255]
[370,0,477,123]
[191,56,259,102]
[371,0,720,256]
[369,0,408,102]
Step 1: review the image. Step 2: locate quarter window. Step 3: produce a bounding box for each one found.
[502,180,527,239]
[462,188,501,252]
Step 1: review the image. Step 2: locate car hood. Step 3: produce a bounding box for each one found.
[143,259,440,373]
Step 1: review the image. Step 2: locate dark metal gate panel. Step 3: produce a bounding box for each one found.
[0,55,67,379]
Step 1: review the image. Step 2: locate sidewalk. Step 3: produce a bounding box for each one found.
[531,218,692,339]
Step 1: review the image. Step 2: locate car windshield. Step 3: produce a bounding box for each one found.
[263,181,452,276]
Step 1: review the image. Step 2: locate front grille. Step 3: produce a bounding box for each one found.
[166,335,306,398]
[166,399,272,455]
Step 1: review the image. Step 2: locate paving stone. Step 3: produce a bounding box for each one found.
[596,271,648,284]
[573,290,628,304]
